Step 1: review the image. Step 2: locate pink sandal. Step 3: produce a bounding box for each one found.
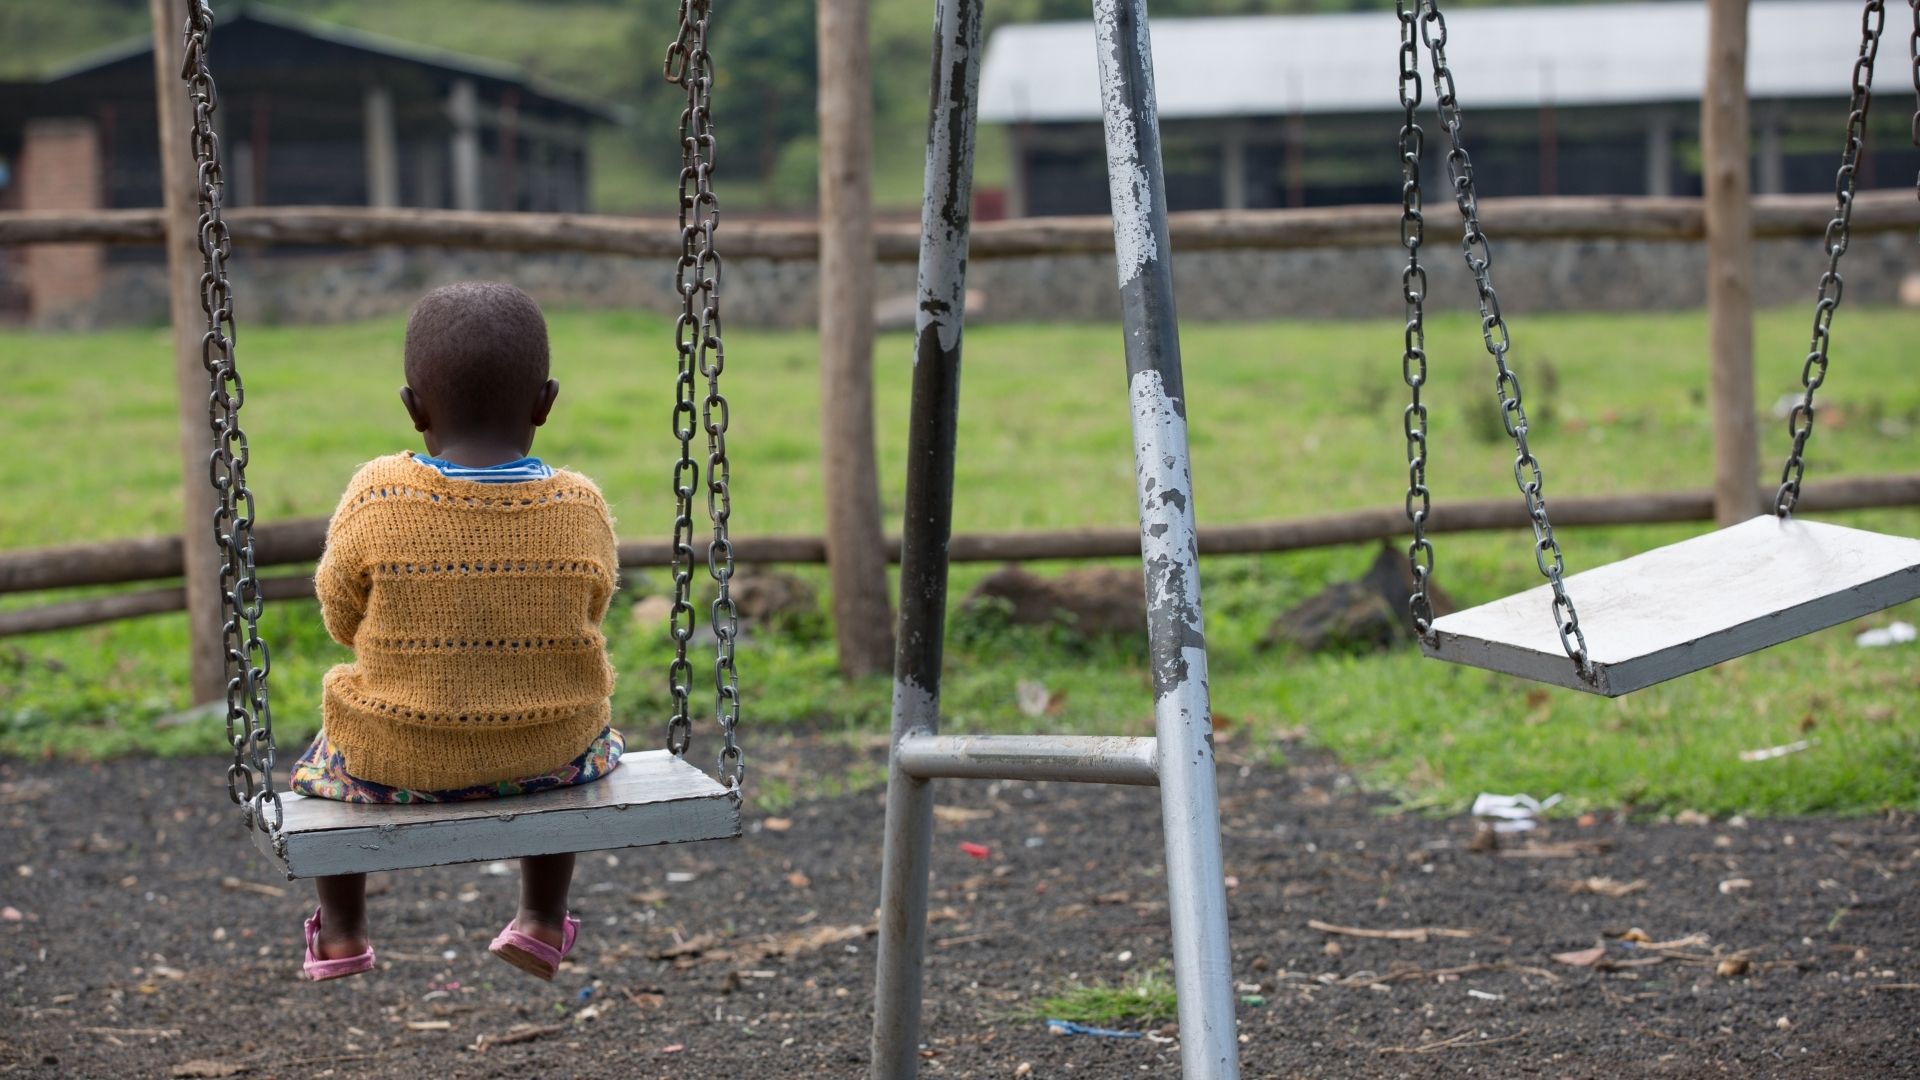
[302,908,376,981]
[488,915,581,981]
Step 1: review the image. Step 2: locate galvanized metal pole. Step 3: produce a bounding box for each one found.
[869,0,982,1075]
[1089,1,1240,1075]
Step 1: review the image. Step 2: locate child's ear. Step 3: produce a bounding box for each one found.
[400,386,430,433]
[531,379,560,427]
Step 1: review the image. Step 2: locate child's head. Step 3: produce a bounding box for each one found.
[399,281,559,457]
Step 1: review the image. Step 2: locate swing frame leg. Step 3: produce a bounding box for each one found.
[870,1,1238,1076]
[869,2,980,1074]
[1091,1,1239,1073]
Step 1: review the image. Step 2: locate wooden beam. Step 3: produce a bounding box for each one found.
[0,575,313,638]
[1704,0,1760,526]
[7,474,1917,637]
[816,0,893,677]
[149,0,222,704]
[4,192,1917,259]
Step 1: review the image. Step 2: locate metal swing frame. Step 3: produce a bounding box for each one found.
[868,1,1241,1077]
[1404,0,1920,697]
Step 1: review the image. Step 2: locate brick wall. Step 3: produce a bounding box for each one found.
[20,117,104,325]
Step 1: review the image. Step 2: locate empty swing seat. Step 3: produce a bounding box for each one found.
[1423,516,1920,697]
[255,749,741,879]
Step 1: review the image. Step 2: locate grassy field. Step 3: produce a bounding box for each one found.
[3,306,1917,817]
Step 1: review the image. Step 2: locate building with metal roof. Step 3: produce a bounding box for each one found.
[979,0,1918,216]
[0,6,619,320]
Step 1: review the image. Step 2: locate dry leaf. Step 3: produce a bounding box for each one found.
[1561,876,1648,897]
[1552,945,1607,967]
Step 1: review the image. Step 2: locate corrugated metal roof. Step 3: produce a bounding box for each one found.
[980,1,1899,122]
[40,4,620,123]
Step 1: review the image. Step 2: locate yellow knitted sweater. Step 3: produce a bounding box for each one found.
[313,452,620,791]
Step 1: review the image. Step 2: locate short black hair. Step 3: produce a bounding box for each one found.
[403,281,551,428]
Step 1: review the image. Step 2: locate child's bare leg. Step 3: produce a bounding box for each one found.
[514,853,575,948]
[313,873,369,958]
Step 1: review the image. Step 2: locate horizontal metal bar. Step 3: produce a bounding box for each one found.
[895,734,1159,786]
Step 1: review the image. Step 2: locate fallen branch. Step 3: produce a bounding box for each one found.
[471,1023,567,1053]
[1340,961,1560,988]
[1378,1030,1528,1055]
[1309,919,1477,943]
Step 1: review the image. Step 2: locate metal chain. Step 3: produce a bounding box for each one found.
[1396,0,1436,636]
[665,0,742,790]
[1775,0,1885,516]
[182,1,282,837]
[1910,0,1919,196]
[1417,0,1591,677]
[1911,0,1919,196]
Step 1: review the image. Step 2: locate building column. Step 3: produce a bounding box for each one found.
[1005,124,1029,218]
[1220,123,1247,211]
[448,78,482,211]
[1644,110,1673,197]
[497,89,520,211]
[1755,105,1785,195]
[1284,109,1305,207]
[20,117,105,324]
[363,85,400,208]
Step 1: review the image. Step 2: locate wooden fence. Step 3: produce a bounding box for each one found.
[5,472,1916,637]
[3,191,1917,260]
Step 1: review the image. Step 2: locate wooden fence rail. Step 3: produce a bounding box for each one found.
[2,192,1915,262]
[5,472,1916,638]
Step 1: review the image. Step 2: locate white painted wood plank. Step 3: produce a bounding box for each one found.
[1423,516,1920,696]
[254,749,741,878]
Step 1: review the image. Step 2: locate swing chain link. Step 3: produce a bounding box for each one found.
[182,1,283,836]
[1418,0,1591,677]
[1776,0,1885,517]
[1910,0,1919,193]
[1396,0,1435,637]
[665,0,742,791]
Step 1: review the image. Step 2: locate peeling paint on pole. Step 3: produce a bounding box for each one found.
[1093,3,1157,287]
[1131,368,1207,693]
[916,0,982,357]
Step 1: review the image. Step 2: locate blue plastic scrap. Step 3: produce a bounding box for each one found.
[1045,1019,1144,1039]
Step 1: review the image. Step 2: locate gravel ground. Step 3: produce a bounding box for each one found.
[2,735,1916,1079]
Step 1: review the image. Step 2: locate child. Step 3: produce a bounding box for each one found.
[292,281,623,982]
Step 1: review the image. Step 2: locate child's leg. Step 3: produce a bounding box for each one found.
[313,873,370,959]
[513,853,575,949]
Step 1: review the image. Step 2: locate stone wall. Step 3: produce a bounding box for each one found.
[69,230,1920,330]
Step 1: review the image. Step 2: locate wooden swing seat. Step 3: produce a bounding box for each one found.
[254,749,741,879]
[1423,515,1920,697]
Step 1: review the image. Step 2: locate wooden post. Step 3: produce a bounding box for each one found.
[816,0,894,677]
[1704,0,1760,526]
[149,0,223,704]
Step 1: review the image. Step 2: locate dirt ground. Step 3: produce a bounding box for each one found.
[1,734,1916,1079]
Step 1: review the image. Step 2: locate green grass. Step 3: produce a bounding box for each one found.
[3,306,1917,818]
[1029,967,1181,1027]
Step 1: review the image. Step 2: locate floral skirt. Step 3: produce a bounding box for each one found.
[289,727,625,804]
